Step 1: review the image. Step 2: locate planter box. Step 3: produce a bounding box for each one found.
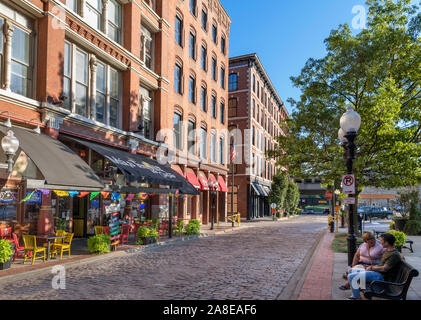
[0,259,12,270]
[139,237,157,245]
[393,218,408,232]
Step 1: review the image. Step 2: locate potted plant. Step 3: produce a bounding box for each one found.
[87,234,111,254]
[184,220,201,236]
[136,226,158,245]
[393,214,409,232]
[386,230,407,252]
[0,239,14,270]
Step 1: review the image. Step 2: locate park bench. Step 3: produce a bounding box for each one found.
[373,230,414,253]
[361,261,419,300]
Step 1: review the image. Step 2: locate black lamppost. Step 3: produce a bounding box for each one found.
[209,180,218,230]
[338,104,361,267]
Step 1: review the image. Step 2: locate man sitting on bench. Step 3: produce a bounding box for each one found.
[347,233,402,300]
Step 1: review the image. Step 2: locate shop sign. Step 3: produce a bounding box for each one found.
[105,203,120,215]
[25,191,42,204]
[0,191,17,203]
[343,197,356,205]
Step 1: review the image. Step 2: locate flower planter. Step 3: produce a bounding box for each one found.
[139,237,157,245]
[0,259,12,270]
[393,218,408,232]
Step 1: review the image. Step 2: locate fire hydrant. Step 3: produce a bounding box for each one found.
[328,214,335,233]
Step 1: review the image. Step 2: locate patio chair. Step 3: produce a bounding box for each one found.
[12,233,27,262]
[120,225,130,245]
[22,235,46,265]
[51,232,74,260]
[103,227,111,235]
[94,226,104,235]
[0,227,12,240]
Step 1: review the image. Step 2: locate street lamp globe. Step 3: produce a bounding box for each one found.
[1,130,19,155]
[338,128,347,144]
[340,104,361,134]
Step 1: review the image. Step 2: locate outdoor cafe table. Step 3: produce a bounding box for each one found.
[36,235,67,261]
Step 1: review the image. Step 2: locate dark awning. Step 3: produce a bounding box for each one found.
[0,126,104,191]
[67,137,199,195]
[251,183,265,197]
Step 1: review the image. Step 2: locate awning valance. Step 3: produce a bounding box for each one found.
[218,176,228,193]
[0,126,104,191]
[185,168,200,189]
[251,183,265,197]
[197,171,209,191]
[67,137,198,195]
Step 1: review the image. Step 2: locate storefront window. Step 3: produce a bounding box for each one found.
[24,190,42,222]
[0,190,18,222]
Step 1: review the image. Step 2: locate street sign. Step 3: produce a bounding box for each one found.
[344,197,356,205]
[325,190,333,200]
[335,206,341,211]
[342,174,356,194]
[271,203,277,209]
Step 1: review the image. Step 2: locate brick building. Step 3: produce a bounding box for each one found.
[166,0,231,225]
[0,0,209,238]
[228,54,288,220]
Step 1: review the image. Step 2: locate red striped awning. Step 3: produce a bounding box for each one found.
[197,171,209,191]
[185,168,201,189]
[172,165,184,177]
[218,176,228,193]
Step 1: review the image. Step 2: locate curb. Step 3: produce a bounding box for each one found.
[277,229,327,300]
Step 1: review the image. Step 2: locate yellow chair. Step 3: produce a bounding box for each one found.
[22,235,46,265]
[52,232,74,260]
[50,230,66,259]
[94,226,104,235]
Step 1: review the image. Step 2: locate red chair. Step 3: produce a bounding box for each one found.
[12,233,28,262]
[103,227,111,235]
[0,227,12,240]
[159,222,169,237]
[120,225,130,245]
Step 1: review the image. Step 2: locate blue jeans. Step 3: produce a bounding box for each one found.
[347,268,384,298]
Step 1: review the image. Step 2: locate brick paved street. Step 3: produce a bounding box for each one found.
[0,216,326,300]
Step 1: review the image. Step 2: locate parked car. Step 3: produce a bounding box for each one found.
[357,206,371,214]
[364,207,393,220]
[302,209,316,215]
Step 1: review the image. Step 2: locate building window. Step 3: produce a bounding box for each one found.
[257,81,260,98]
[201,8,207,30]
[211,94,216,119]
[252,126,255,146]
[220,66,225,89]
[210,132,216,163]
[174,63,182,94]
[221,35,226,55]
[253,74,256,93]
[200,85,207,112]
[85,0,102,30]
[189,75,196,104]
[175,14,183,46]
[188,119,196,155]
[189,31,196,59]
[141,25,154,70]
[173,112,182,150]
[190,0,197,15]
[63,42,121,128]
[200,126,207,159]
[219,137,224,165]
[0,6,34,98]
[201,45,207,71]
[228,73,238,91]
[220,101,225,124]
[67,0,78,12]
[107,0,122,43]
[139,86,154,139]
[228,98,237,117]
[211,57,217,81]
[212,24,217,43]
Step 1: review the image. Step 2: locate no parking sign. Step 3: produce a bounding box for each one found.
[342,174,355,195]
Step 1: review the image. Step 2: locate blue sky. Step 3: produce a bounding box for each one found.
[221,0,372,114]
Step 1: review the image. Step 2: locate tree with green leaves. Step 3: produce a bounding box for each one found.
[268,171,289,217]
[285,180,300,216]
[269,0,421,195]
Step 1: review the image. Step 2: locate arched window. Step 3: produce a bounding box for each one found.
[173,111,183,150]
[175,13,183,46]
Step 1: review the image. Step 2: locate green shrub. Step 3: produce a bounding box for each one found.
[88,234,111,254]
[403,220,421,236]
[185,220,201,235]
[389,221,395,230]
[386,230,407,248]
[174,220,184,235]
[55,217,67,231]
[148,229,158,240]
[137,226,150,239]
[0,239,13,263]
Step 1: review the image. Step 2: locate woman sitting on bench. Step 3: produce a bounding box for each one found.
[339,232,385,290]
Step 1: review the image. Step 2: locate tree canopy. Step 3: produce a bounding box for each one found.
[270,0,421,192]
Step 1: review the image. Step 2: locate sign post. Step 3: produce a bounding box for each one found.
[342,174,356,195]
[271,203,276,221]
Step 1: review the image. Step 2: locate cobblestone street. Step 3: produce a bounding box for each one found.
[0,216,326,300]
